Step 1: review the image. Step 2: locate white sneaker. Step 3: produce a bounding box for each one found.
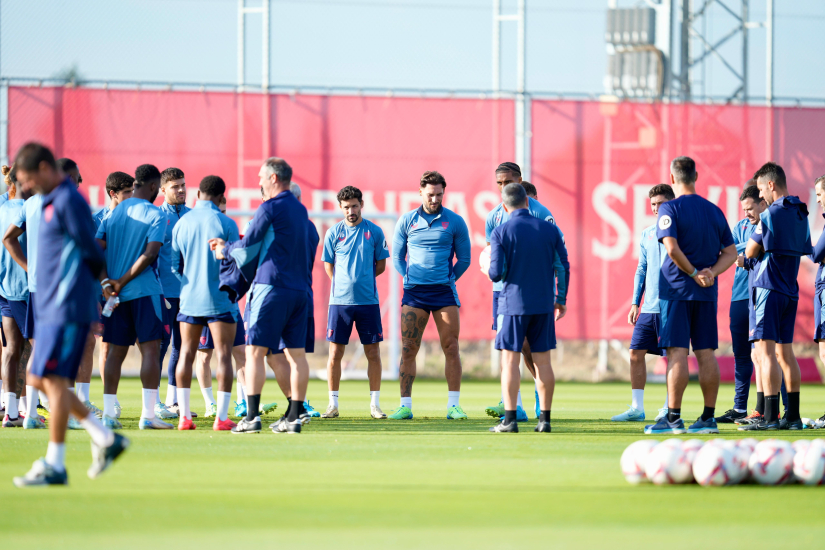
[114,402,122,419]
[321,404,339,418]
[655,407,668,421]
[139,417,174,430]
[370,405,387,419]
[68,417,83,430]
[611,406,645,422]
[84,401,103,419]
[155,402,178,420]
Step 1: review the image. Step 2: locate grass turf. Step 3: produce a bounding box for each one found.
[2,378,824,549]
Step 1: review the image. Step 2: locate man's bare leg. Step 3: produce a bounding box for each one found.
[324,342,345,415]
[206,321,236,424]
[665,347,689,412]
[776,342,801,424]
[102,343,128,420]
[136,339,161,422]
[397,306,428,413]
[195,349,214,411]
[433,306,463,416]
[1,317,26,419]
[75,331,95,405]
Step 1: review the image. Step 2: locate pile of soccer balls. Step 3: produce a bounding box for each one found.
[621,438,825,486]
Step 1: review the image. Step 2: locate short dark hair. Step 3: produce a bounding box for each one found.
[815,175,825,189]
[520,181,538,198]
[199,175,226,197]
[161,167,185,186]
[337,186,363,204]
[57,157,78,173]
[106,171,135,197]
[496,162,521,176]
[739,185,763,202]
[263,157,292,183]
[753,162,786,190]
[14,142,56,172]
[420,170,446,189]
[502,182,527,208]
[670,156,696,184]
[134,164,161,188]
[648,183,675,200]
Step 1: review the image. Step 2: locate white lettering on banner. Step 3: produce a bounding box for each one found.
[88,185,101,209]
[473,191,499,246]
[632,184,656,258]
[725,186,740,228]
[399,192,422,215]
[443,192,472,241]
[591,181,631,261]
[311,190,338,212]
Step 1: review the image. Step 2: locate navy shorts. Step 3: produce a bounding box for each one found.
[495,313,555,353]
[629,312,664,356]
[271,316,315,355]
[1,296,30,339]
[177,311,236,326]
[30,322,90,380]
[750,288,797,344]
[23,292,35,340]
[491,291,500,331]
[327,304,383,345]
[246,285,307,350]
[102,295,165,346]
[199,318,246,350]
[815,289,825,342]
[659,299,718,350]
[402,284,459,313]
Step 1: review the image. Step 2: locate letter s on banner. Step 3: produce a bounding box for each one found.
[591,181,631,262]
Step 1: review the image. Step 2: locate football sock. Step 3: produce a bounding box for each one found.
[26,389,39,419]
[141,388,157,419]
[0,380,3,402]
[236,380,246,402]
[787,392,800,422]
[201,386,215,408]
[540,410,551,423]
[701,406,715,421]
[19,395,27,415]
[516,389,523,409]
[155,386,162,404]
[631,389,644,411]
[400,396,412,410]
[765,395,780,423]
[4,392,17,419]
[447,391,460,409]
[755,392,765,415]
[103,394,117,418]
[68,386,75,395]
[76,382,90,403]
[370,390,380,408]
[39,391,49,409]
[503,410,517,424]
[165,384,177,407]
[667,408,681,423]
[734,408,746,413]
[80,412,114,447]
[45,442,66,473]
[217,391,231,422]
[297,400,307,416]
[179,388,192,420]
[329,391,339,408]
[246,394,261,421]
[284,398,293,417]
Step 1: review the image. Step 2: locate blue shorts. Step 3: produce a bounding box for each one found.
[199,318,246,350]
[491,291,500,331]
[402,284,459,313]
[271,316,315,355]
[750,288,797,344]
[1,296,30,338]
[495,313,555,353]
[327,304,383,345]
[659,299,718,350]
[814,289,825,342]
[245,285,307,350]
[629,312,664,356]
[23,292,35,340]
[30,322,90,380]
[177,311,236,326]
[102,295,165,346]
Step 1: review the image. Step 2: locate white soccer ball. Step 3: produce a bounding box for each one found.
[645,439,692,485]
[749,439,794,485]
[621,440,658,484]
[722,441,751,484]
[793,439,825,486]
[692,444,735,486]
[737,438,758,454]
[682,439,705,463]
[478,245,491,273]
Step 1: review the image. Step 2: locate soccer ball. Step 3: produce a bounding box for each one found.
[793,439,825,486]
[722,440,750,484]
[737,438,758,454]
[749,439,794,485]
[621,440,658,484]
[682,439,705,463]
[478,245,491,273]
[692,444,735,486]
[645,439,692,485]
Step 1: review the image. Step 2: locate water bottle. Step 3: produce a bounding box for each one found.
[102,295,120,317]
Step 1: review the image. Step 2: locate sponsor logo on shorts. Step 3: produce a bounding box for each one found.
[658,215,672,230]
[200,336,207,345]
[749,329,755,336]
[44,204,55,223]
[164,325,170,334]
[327,329,334,338]
[378,332,383,339]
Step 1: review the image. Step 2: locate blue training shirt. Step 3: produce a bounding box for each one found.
[392,205,471,291]
[92,206,110,231]
[488,208,569,314]
[36,179,105,324]
[749,196,812,299]
[656,194,734,302]
[323,218,390,305]
[0,199,28,301]
[632,224,665,314]
[731,217,758,302]
[172,200,239,317]
[0,191,9,210]
[12,194,43,294]
[95,196,165,302]
[811,213,825,294]
[158,202,191,299]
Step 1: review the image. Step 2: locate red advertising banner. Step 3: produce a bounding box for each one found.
[8,87,825,341]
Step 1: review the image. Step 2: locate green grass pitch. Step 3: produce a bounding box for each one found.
[2,379,824,549]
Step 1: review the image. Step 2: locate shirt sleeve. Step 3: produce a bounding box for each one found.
[322,227,336,264]
[62,195,106,278]
[95,215,107,241]
[719,215,735,249]
[485,210,495,244]
[392,215,409,276]
[632,237,647,306]
[171,223,184,280]
[488,227,505,283]
[553,229,570,305]
[750,222,764,247]
[656,203,677,243]
[225,206,272,269]
[13,202,26,229]
[811,229,825,264]
[374,224,390,261]
[451,215,472,281]
[147,210,165,244]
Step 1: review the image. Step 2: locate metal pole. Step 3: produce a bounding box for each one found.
[742,0,748,102]
[262,0,270,91]
[492,0,500,96]
[766,0,773,106]
[680,0,690,101]
[237,0,245,90]
[515,0,529,179]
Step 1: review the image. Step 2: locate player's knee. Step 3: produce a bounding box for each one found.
[440,337,459,357]
[629,349,646,364]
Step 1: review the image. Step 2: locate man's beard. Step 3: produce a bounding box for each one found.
[423,203,439,214]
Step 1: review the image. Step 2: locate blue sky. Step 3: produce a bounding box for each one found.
[2,0,824,99]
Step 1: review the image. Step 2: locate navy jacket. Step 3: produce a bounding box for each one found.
[488,208,569,315]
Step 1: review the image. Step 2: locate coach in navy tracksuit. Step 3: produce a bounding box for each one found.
[488,183,569,434]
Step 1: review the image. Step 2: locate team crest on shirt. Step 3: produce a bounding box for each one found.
[545,216,555,224]
[365,230,371,240]
[338,233,345,242]
[44,204,54,223]
[755,221,762,234]
[383,239,388,250]
[442,222,449,229]
[658,215,672,230]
